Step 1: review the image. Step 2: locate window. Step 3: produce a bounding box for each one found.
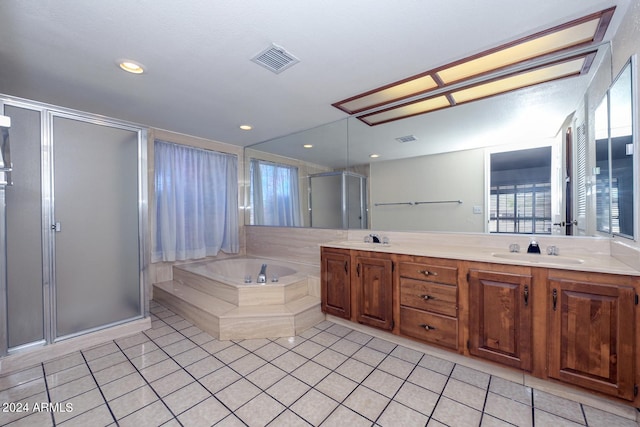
[250,159,302,226]
[153,140,239,262]
[489,147,552,234]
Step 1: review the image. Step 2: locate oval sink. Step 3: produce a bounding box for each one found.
[492,252,584,265]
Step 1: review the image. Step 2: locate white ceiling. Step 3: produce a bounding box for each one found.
[0,0,630,159]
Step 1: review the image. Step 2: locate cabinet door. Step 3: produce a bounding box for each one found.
[468,269,533,371]
[321,249,351,319]
[355,255,393,330]
[548,278,635,400]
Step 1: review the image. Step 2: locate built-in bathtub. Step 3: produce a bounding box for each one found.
[153,256,323,340]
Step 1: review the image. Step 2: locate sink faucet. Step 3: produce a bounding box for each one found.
[369,234,381,243]
[257,264,267,283]
[527,239,541,254]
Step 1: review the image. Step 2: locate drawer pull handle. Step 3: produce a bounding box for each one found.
[420,324,436,331]
[418,270,438,277]
[420,294,436,301]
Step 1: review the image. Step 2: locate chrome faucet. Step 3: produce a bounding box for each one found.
[257,264,267,283]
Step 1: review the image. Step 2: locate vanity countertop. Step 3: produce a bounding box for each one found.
[322,240,640,276]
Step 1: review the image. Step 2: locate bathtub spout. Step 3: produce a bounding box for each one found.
[257,264,267,283]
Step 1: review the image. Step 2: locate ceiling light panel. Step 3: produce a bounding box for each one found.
[333,7,614,122]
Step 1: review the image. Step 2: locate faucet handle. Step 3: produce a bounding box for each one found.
[509,243,520,253]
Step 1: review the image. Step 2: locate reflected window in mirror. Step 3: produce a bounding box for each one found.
[594,59,635,239]
[249,159,302,226]
[489,147,552,234]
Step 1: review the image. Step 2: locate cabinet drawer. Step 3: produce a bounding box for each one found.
[400,278,457,317]
[399,262,457,285]
[400,307,458,350]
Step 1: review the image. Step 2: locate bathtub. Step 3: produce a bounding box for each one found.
[178,256,308,288]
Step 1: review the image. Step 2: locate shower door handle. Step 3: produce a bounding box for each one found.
[51,222,62,232]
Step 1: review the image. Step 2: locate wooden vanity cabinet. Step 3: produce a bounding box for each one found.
[398,257,459,350]
[547,269,637,401]
[468,265,533,371]
[320,247,351,319]
[353,251,394,331]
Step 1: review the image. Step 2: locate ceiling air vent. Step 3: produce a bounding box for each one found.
[395,135,418,143]
[251,44,300,74]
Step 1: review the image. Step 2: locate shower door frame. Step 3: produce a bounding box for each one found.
[0,96,149,356]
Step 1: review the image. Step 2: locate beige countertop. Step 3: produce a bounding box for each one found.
[322,240,640,276]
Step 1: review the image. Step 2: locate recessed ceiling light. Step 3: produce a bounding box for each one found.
[303,144,313,148]
[118,60,145,74]
[369,154,380,158]
[239,124,253,131]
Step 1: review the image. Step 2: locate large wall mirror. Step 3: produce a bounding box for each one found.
[595,59,636,238]
[244,45,637,240]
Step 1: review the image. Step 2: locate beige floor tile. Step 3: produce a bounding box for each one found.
[533,409,585,426]
[322,404,373,427]
[246,363,287,390]
[274,336,306,349]
[46,364,91,389]
[482,414,520,426]
[213,343,250,364]
[53,388,106,424]
[489,376,532,405]
[418,354,455,376]
[0,391,48,425]
[393,381,439,416]
[163,338,196,356]
[228,353,266,376]
[6,408,54,427]
[253,341,288,361]
[81,342,120,361]
[335,358,375,384]
[101,372,146,401]
[87,351,127,372]
[235,338,271,352]
[309,331,341,347]
[292,339,325,359]
[377,355,416,379]
[115,332,150,350]
[582,405,638,427]
[343,385,390,422]
[377,401,430,427]
[109,385,159,420]
[362,369,404,398]
[291,389,339,425]
[0,377,46,402]
[267,375,311,406]
[330,338,362,356]
[177,396,231,427]
[344,330,373,345]
[162,381,210,415]
[43,352,85,375]
[122,341,160,359]
[48,375,97,403]
[151,369,194,397]
[366,337,397,354]
[128,348,168,370]
[451,364,491,390]
[138,358,180,383]
[200,366,241,394]
[269,409,312,426]
[143,325,173,340]
[315,372,359,403]
[172,346,209,367]
[431,396,482,427]
[484,392,533,426]
[93,361,137,387]
[292,360,331,386]
[0,365,43,392]
[407,366,448,394]
[235,392,286,426]
[184,355,225,379]
[443,378,487,411]
[352,346,387,367]
[533,389,584,424]
[117,400,173,427]
[57,404,113,427]
[390,345,424,363]
[215,378,261,411]
[200,338,234,354]
[188,331,215,345]
[312,348,348,370]
[152,331,185,348]
[271,350,308,373]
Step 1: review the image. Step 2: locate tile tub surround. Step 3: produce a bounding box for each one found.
[153,259,324,340]
[1,301,637,426]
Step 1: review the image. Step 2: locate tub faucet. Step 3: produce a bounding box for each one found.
[257,264,267,283]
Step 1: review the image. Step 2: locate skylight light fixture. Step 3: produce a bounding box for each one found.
[333,7,615,124]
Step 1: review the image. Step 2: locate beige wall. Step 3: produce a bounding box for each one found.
[369,148,485,232]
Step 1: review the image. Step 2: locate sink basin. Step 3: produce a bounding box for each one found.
[492,252,584,265]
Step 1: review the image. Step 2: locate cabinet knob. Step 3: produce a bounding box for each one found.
[420,324,436,331]
[420,294,436,301]
[418,270,438,277]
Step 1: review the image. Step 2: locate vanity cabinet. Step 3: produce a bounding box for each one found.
[468,265,533,371]
[398,257,459,350]
[547,270,636,401]
[320,247,351,319]
[353,252,394,331]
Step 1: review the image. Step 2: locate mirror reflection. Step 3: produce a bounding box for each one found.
[245,45,635,240]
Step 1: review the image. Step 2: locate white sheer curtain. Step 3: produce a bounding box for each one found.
[153,140,239,262]
[250,159,302,226]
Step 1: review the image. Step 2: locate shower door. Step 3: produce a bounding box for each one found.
[52,114,142,339]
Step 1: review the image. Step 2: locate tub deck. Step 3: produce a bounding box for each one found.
[152,258,324,340]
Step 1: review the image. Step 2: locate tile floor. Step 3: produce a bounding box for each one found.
[1,301,638,427]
